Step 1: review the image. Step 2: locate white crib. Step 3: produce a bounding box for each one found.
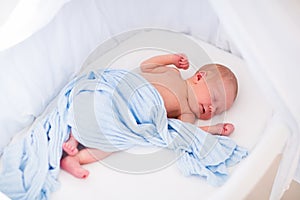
[0,0,299,199]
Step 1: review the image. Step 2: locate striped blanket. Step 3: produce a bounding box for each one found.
[0,69,247,199]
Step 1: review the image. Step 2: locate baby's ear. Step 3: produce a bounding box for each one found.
[194,71,206,82]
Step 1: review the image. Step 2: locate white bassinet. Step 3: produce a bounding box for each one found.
[0,0,299,199]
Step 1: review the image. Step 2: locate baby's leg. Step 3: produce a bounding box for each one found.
[199,123,234,136]
[61,148,112,179]
[76,148,112,165]
[63,133,79,156]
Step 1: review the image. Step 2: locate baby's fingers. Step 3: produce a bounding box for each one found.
[179,63,189,69]
[179,60,189,69]
[180,54,187,61]
[173,53,189,69]
[179,59,188,65]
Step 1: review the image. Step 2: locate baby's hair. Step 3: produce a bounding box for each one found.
[198,63,238,100]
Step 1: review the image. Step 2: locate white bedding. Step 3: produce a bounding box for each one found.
[48,30,275,200]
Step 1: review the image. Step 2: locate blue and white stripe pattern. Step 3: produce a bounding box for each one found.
[0,69,248,199]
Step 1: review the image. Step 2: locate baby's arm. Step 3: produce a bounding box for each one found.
[200,123,234,136]
[178,113,234,136]
[140,53,189,73]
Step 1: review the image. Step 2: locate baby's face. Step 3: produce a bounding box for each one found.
[193,80,235,120]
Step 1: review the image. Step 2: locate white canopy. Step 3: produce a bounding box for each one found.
[211,1,300,198]
[0,0,299,199]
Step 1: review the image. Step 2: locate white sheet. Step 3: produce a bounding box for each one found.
[50,30,277,200]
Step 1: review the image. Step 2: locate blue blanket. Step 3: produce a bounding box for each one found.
[0,69,247,199]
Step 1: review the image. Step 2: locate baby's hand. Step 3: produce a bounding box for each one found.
[173,53,189,70]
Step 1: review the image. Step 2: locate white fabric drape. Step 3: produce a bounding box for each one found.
[0,0,71,51]
[0,0,238,53]
[210,0,300,199]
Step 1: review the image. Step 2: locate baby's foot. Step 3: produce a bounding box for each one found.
[63,142,78,156]
[215,123,235,136]
[60,156,90,179]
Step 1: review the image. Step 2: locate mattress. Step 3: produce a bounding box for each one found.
[44,30,282,199]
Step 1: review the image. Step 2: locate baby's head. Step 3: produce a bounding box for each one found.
[186,63,238,120]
